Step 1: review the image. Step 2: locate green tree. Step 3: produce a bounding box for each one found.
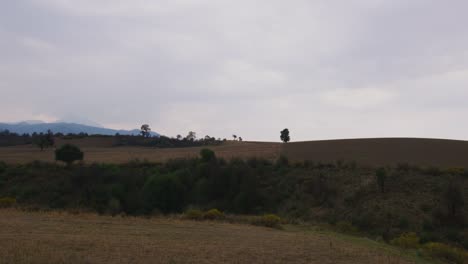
[200,148,216,163]
[280,128,290,143]
[143,173,185,213]
[55,144,84,166]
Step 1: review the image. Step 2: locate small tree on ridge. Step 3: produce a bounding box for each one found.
[280,128,290,143]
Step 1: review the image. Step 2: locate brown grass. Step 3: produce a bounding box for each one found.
[0,209,421,264]
[0,141,280,164]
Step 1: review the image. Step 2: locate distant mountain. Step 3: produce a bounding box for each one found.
[0,122,159,137]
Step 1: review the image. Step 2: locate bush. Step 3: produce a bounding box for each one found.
[0,197,16,208]
[55,144,84,166]
[142,173,185,213]
[390,232,420,249]
[252,214,282,229]
[200,149,216,163]
[185,209,204,220]
[0,161,6,174]
[423,242,467,264]
[203,209,224,220]
[107,197,121,216]
[275,155,289,167]
[336,221,359,234]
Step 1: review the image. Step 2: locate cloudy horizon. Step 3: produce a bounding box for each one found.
[1,1,468,141]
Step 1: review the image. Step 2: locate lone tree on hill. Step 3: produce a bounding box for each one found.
[186,131,196,141]
[233,135,237,141]
[140,124,151,137]
[55,144,84,166]
[280,128,290,143]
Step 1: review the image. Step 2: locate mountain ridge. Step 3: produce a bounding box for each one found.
[0,122,159,137]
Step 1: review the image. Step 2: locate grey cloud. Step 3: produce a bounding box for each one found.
[1,1,468,140]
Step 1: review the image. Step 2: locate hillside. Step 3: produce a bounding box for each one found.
[3,137,468,168]
[1,138,467,262]
[283,138,468,168]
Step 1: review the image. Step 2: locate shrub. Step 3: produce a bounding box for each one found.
[423,242,467,264]
[375,167,387,193]
[0,197,16,208]
[203,209,224,220]
[275,155,289,167]
[200,149,216,163]
[55,144,84,166]
[185,209,204,220]
[397,216,410,229]
[142,173,185,213]
[390,232,420,249]
[336,221,359,234]
[0,161,6,174]
[107,197,121,216]
[252,214,282,229]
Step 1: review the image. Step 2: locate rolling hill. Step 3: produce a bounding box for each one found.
[2,137,468,168]
[282,138,468,167]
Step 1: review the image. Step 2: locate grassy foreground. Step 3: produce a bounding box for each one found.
[0,209,428,264]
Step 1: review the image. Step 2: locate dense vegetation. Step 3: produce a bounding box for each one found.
[0,129,225,148]
[113,134,224,148]
[0,150,467,253]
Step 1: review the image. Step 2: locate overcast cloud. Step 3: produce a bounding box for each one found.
[1,0,468,141]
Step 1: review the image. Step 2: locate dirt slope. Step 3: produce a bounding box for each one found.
[282,138,468,167]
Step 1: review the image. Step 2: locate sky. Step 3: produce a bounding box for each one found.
[1,0,468,141]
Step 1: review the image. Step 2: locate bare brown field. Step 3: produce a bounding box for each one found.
[0,141,281,164]
[0,209,422,264]
[283,138,468,168]
[2,137,468,167]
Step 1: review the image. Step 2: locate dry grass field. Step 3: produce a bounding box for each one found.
[2,137,468,167]
[0,209,425,264]
[0,141,281,164]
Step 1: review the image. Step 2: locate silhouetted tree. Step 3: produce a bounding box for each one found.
[176,134,182,140]
[140,124,151,138]
[233,135,237,141]
[186,131,196,141]
[55,144,84,166]
[280,128,290,143]
[239,137,243,141]
[33,130,55,151]
[45,129,55,146]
